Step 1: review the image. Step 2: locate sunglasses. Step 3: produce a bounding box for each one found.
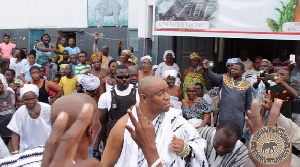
[115,74,130,79]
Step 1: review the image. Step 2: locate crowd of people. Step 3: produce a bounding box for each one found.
[0,32,299,166]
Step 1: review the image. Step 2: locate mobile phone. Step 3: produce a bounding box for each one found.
[290,54,296,63]
[206,61,214,68]
[265,74,278,81]
[259,71,266,77]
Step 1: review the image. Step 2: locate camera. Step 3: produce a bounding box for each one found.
[259,71,277,80]
[206,61,214,68]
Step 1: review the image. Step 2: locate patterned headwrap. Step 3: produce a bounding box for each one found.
[260,59,273,70]
[90,52,102,62]
[140,55,152,63]
[190,52,201,60]
[77,74,100,91]
[226,58,238,66]
[122,50,137,64]
[163,50,175,61]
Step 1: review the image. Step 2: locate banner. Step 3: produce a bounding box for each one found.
[154,0,300,40]
[88,0,128,27]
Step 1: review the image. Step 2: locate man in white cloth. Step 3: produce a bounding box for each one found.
[101,76,208,166]
[7,84,51,154]
[0,138,10,158]
[198,120,248,167]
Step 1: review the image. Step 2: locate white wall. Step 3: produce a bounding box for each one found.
[128,0,140,29]
[0,0,87,29]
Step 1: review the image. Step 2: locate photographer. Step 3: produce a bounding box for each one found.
[267,67,298,119]
[202,59,251,132]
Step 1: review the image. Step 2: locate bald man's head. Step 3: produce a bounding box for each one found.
[138,76,171,113]
[51,94,99,131]
[138,76,163,96]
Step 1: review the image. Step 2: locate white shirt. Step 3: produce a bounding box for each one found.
[9,58,29,78]
[203,94,213,107]
[98,84,140,111]
[7,102,51,153]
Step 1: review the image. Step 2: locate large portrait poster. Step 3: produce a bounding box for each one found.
[154,0,300,40]
[88,0,128,27]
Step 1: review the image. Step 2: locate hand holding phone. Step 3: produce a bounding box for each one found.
[290,54,296,63]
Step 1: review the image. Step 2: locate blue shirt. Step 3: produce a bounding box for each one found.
[64,47,80,55]
[21,63,41,82]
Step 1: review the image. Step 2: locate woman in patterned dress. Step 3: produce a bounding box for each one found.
[181,83,212,128]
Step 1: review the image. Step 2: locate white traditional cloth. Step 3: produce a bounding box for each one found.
[20,84,39,98]
[170,96,182,110]
[7,102,51,153]
[163,50,175,61]
[0,137,10,159]
[238,58,253,71]
[0,146,44,167]
[198,127,248,167]
[9,58,29,80]
[226,58,238,66]
[115,107,208,167]
[152,65,158,70]
[162,70,178,78]
[77,74,100,91]
[155,63,180,78]
[140,55,152,63]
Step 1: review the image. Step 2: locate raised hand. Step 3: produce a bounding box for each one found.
[41,104,100,167]
[94,33,100,40]
[118,41,122,48]
[125,103,161,166]
[245,99,282,135]
[202,59,208,69]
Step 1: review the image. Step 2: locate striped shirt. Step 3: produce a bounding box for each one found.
[198,127,248,167]
[0,146,44,167]
[74,63,91,76]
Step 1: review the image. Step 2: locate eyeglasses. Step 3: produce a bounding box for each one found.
[115,74,130,79]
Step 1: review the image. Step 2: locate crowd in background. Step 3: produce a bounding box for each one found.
[0,31,299,166]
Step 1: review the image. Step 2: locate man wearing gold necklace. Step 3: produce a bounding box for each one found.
[203,59,251,132]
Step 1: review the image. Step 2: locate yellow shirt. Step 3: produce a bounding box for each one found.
[57,45,65,62]
[59,76,77,95]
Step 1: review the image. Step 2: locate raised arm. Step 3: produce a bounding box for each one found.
[93,33,99,53]
[202,59,223,84]
[118,41,122,56]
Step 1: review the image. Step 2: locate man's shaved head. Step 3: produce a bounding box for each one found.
[51,93,98,130]
[138,76,163,96]
[128,65,138,74]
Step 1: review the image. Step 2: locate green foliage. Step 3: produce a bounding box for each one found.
[267,0,297,32]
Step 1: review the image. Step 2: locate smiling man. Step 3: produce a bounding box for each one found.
[101,76,208,166]
[198,120,248,166]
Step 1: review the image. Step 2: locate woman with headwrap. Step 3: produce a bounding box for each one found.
[100,59,118,95]
[162,70,182,109]
[84,52,109,80]
[182,52,206,99]
[77,74,101,103]
[118,50,137,66]
[155,50,180,81]
[138,55,155,81]
[0,79,15,146]
[181,83,212,129]
[7,84,51,154]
